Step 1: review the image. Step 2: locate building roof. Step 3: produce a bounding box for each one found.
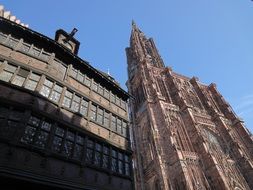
[0,17,130,100]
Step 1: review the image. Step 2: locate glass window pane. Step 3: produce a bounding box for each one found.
[125,155,130,162]
[71,69,78,78]
[111,116,116,131]
[94,151,101,166]
[54,84,63,93]
[49,91,61,103]
[0,71,13,82]
[86,148,93,163]
[98,86,104,95]
[111,158,117,172]
[24,80,38,91]
[111,94,116,103]
[76,135,84,145]
[30,73,40,81]
[66,131,75,141]
[80,100,88,116]
[95,143,102,151]
[90,105,97,121]
[103,146,109,154]
[104,113,109,127]
[87,139,94,148]
[12,75,26,86]
[116,97,120,105]
[112,149,117,158]
[65,90,73,98]
[30,47,40,57]
[34,131,49,149]
[84,77,91,87]
[18,68,29,77]
[118,161,123,174]
[63,141,74,157]
[7,38,18,48]
[21,126,36,144]
[125,163,130,176]
[0,33,7,42]
[40,86,51,98]
[92,82,98,91]
[44,79,53,88]
[6,64,17,72]
[71,101,79,112]
[73,144,83,160]
[52,136,63,153]
[104,90,109,99]
[62,97,71,108]
[118,152,123,160]
[21,43,30,52]
[77,72,84,82]
[102,155,109,169]
[55,127,65,137]
[122,127,127,137]
[41,121,51,131]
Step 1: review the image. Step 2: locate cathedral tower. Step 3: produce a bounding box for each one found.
[126,22,253,190]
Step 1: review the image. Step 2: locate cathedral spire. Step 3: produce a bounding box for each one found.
[128,21,165,68]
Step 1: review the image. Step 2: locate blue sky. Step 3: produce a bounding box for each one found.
[1,1,252,132]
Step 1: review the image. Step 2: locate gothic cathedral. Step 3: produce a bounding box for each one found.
[126,22,253,190]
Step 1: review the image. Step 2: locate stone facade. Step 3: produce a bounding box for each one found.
[0,12,133,190]
[126,22,253,190]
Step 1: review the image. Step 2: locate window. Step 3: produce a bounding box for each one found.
[90,104,97,121]
[49,84,63,103]
[77,72,84,83]
[24,73,40,91]
[71,94,81,112]
[34,120,51,148]
[125,155,131,176]
[118,152,124,174]
[29,46,41,57]
[63,130,75,157]
[52,126,65,153]
[116,96,121,106]
[6,37,18,48]
[40,79,53,98]
[92,81,98,91]
[111,115,116,131]
[122,121,127,137]
[71,68,78,78]
[62,90,73,108]
[104,111,109,128]
[121,100,127,110]
[20,43,30,53]
[102,145,109,169]
[0,33,7,43]
[98,85,104,95]
[117,118,122,134]
[0,64,17,82]
[104,90,109,99]
[97,107,103,125]
[80,99,89,116]
[21,116,51,149]
[111,149,117,172]
[94,142,102,166]
[84,76,91,87]
[11,68,29,87]
[40,51,49,61]
[111,94,116,103]
[73,135,84,160]
[86,139,94,163]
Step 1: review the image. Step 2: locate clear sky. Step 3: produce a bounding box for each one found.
[1,1,252,132]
